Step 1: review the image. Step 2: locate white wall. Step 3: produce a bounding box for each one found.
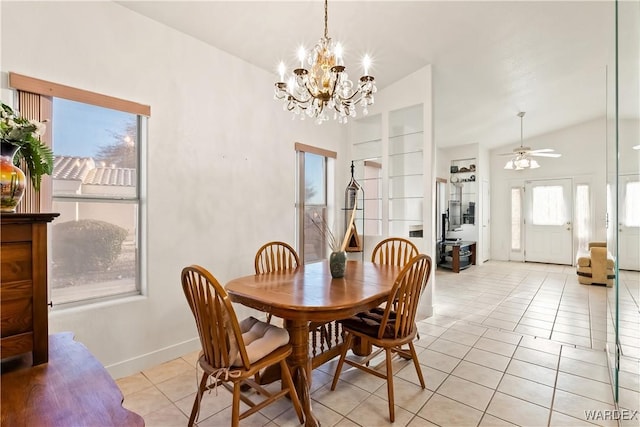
[1,1,344,378]
[489,118,613,262]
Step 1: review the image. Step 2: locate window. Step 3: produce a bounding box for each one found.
[51,99,145,305]
[531,185,566,225]
[624,181,640,227]
[575,184,591,253]
[9,73,150,306]
[511,187,522,251]
[295,143,336,264]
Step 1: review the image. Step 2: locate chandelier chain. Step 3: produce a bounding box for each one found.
[324,0,328,39]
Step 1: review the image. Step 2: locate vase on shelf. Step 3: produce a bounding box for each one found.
[329,250,347,279]
[0,141,26,213]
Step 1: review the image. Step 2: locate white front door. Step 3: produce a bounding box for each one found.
[524,179,573,265]
[618,174,640,270]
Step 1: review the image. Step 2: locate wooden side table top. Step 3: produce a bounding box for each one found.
[1,332,144,427]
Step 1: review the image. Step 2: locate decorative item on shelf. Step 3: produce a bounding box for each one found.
[344,161,362,252]
[458,167,470,173]
[469,164,476,171]
[470,174,476,182]
[450,165,458,173]
[274,0,376,124]
[1,102,53,213]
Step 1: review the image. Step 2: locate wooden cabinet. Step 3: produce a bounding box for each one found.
[1,213,58,365]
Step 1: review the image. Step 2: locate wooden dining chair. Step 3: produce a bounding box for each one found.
[371,237,421,339]
[330,254,432,422]
[254,241,331,362]
[371,237,419,267]
[181,265,304,427]
[255,241,300,275]
[254,241,300,324]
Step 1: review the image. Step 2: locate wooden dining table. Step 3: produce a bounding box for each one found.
[225,260,402,427]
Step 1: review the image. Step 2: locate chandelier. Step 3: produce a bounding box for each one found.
[274,0,376,124]
[504,112,541,170]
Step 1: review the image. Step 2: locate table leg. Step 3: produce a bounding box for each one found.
[284,319,319,427]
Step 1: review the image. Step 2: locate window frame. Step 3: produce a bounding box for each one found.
[510,187,523,252]
[9,72,150,307]
[295,143,336,264]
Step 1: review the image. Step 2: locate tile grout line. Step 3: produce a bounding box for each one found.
[474,332,523,427]
[546,343,563,427]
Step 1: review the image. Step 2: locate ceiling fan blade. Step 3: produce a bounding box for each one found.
[531,152,561,158]
[498,152,516,156]
[529,148,555,153]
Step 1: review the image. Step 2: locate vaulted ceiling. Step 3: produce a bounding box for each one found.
[118,1,638,150]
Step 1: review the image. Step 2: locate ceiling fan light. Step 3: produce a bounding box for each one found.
[529,159,540,168]
[514,157,529,169]
[504,160,515,169]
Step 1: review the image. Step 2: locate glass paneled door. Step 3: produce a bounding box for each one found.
[606,0,640,404]
[524,179,573,265]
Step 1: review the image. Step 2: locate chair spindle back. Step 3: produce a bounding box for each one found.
[254,241,300,274]
[378,254,431,340]
[181,265,250,370]
[371,237,419,267]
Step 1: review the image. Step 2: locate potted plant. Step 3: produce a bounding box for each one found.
[0,101,54,212]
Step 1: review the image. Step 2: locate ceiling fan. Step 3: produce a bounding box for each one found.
[501,112,561,170]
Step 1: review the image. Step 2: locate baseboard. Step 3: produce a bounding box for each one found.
[105,337,201,379]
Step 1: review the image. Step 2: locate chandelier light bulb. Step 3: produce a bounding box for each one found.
[363,54,371,76]
[297,46,306,68]
[335,42,343,64]
[278,62,286,82]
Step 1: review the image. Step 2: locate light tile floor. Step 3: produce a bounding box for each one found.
[117,261,640,426]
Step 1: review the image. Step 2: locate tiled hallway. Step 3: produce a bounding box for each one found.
[117,261,640,426]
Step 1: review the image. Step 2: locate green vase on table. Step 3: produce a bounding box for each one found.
[329,251,347,279]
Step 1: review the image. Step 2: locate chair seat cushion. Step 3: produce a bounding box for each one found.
[233,317,289,366]
[340,308,396,339]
